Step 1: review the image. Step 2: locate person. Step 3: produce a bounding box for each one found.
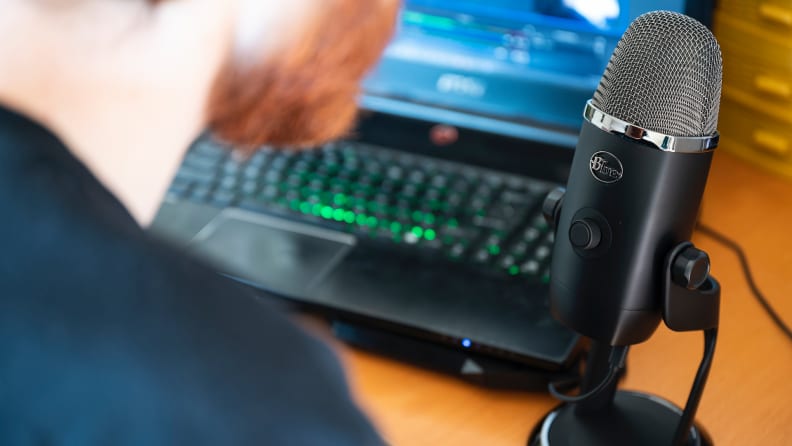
[0,0,399,444]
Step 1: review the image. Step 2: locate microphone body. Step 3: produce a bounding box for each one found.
[546,10,722,346]
[550,119,714,345]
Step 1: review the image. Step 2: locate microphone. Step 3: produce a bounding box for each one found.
[547,11,722,346]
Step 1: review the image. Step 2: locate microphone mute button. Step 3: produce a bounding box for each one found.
[569,219,602,250]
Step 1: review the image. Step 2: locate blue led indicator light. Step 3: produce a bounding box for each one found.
[461,338,472,348]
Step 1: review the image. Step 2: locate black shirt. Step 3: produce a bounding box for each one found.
[0,105,383,445]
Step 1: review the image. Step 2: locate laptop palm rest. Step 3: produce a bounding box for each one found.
[189,209,356,297]
[180,207,576,369]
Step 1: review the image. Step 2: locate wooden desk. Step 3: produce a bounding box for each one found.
[334,152,792,445]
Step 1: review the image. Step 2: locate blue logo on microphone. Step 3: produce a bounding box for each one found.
[590,151,623,183]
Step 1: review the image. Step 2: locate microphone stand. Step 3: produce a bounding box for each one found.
[570,341,620,416]
[528,240,721,446]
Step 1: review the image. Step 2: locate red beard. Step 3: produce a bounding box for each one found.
[206,0,399,151]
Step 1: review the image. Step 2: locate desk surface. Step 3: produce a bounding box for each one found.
[333,152,792,446]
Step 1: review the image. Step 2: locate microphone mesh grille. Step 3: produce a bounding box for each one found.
[591,11,722,137]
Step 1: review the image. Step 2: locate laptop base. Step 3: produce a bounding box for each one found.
[331,320,583,391]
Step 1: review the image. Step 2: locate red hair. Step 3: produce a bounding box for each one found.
[205,0,399,149]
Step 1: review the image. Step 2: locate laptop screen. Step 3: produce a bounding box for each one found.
[361,0,701,146]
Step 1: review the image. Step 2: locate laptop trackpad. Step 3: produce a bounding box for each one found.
[189,209,356,297]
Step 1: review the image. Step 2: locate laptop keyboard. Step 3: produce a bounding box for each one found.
[166,138,557,282]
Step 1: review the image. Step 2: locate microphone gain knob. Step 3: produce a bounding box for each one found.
[542,187,566,230]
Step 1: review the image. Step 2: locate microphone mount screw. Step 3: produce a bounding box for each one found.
[671,246,710,290]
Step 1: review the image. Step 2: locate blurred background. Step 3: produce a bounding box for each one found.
[364,0,792,183]
[714,0,792,181]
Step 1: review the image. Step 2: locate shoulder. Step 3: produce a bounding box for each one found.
[0,208,382,445]
[0,107,382,443]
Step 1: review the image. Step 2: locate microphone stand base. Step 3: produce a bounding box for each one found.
[528,390,712,446]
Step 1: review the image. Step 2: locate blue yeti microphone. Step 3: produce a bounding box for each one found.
[546,11,722,346]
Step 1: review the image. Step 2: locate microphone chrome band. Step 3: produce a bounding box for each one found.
[583,101,718,153]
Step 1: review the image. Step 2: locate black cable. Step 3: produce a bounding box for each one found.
[672,328,717,446]
[548,346,629,404]
[697,223,792,342]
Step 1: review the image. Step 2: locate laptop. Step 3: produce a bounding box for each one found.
[152,0,713,378]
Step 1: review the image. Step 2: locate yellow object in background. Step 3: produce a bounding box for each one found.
[714,1,792,180]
